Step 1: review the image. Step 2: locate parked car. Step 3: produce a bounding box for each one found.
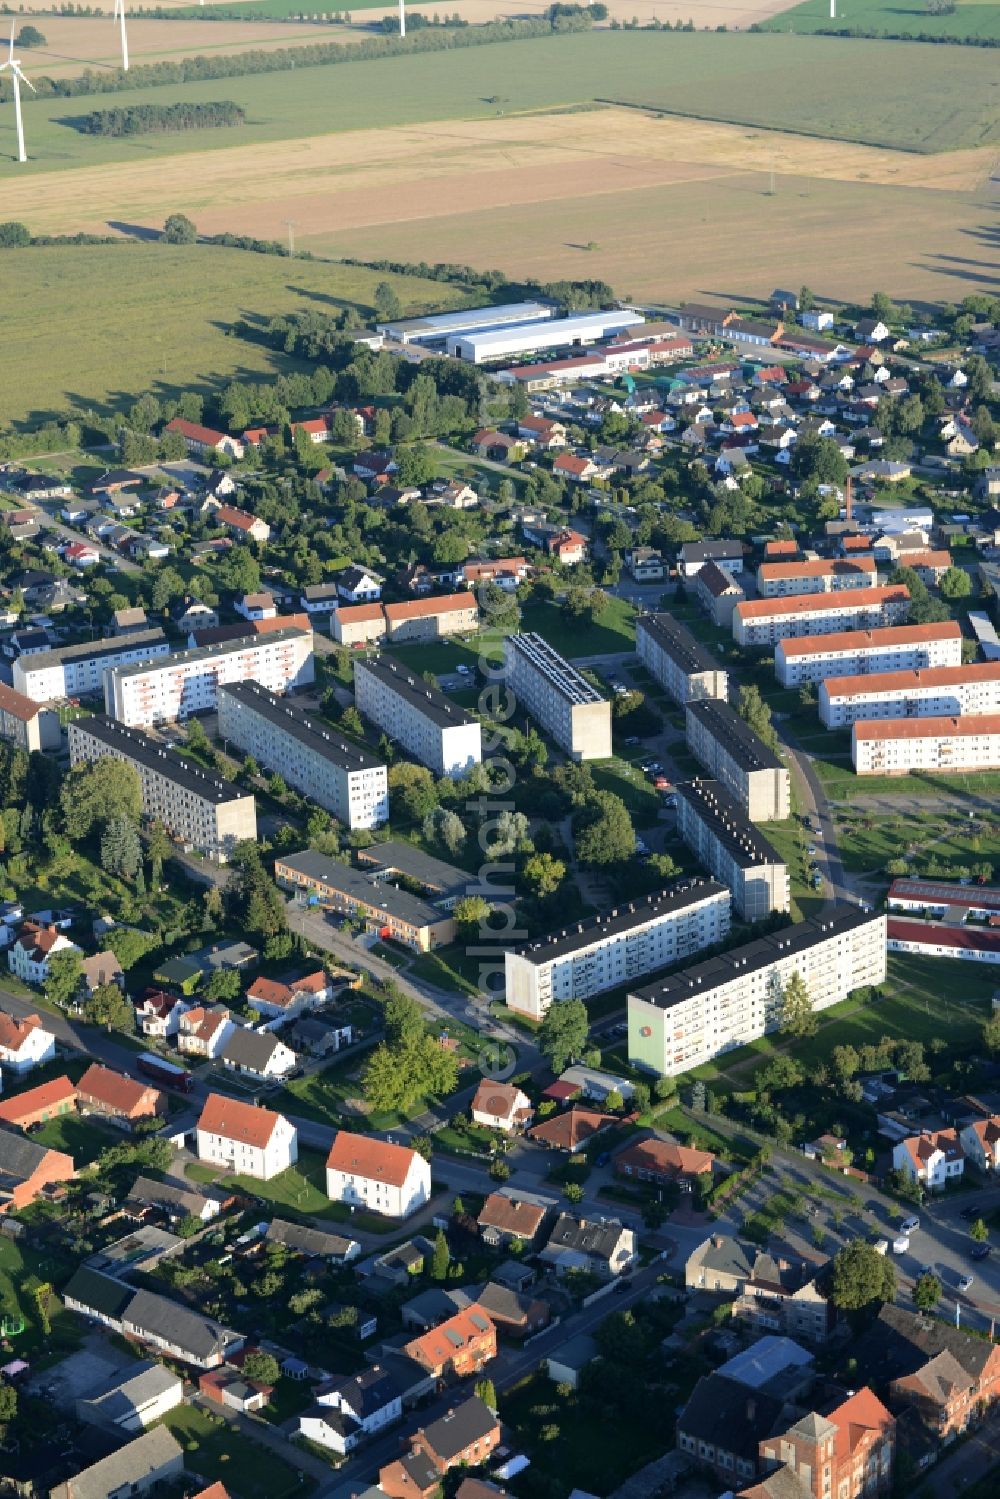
[958,1274,975,1293]
[971,1243,992,1260]
[893,1234,910,1255]
[960,1205,979,1220]
[901,1215,921,1235]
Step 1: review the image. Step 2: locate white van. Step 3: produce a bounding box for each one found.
[901,1215,920,1235]
[893,1234,910,1255]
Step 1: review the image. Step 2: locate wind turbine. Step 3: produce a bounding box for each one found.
[0,23,35,165]
[399,0,405,37]
[113,0,129,72]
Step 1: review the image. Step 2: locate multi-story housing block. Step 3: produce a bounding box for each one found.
[383,592,479,641]
[775,621,963,687]
[820,663,1000,728]
[853,715,1000,775]
[636,612,728,705]
[734,585,910,648]
[217,680,387,828]
[14,629,170,703]
[755,556,877,597]
[628,909,887,1076]
[105,626,314,726]
[68,715,256,862]
[0,682,60,752]
[353,655,481,778]
[675,779,789,921]
[504,879,731,1021]
[503,632,611,761]
[685,697,790,821]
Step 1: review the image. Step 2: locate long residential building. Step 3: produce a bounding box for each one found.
[275,844,468,951]
[330,592,480,648]
[733,585,910,648]
[819,662,1000,728]
[504,879,731,1021]
[13,628,169,703]
[217,681,388,829]
[353,655,481,778]
[503,632,612,761]
[105,626,314,727]
[636,612,728,706]
[628,908,887,1076]
[755,557,877,597]
[675,780,789,921]
[852,715,1000,775]
[685,697,790,821]
[68,715,256,863]
[887,916,1000,966]
[775,621,964,687]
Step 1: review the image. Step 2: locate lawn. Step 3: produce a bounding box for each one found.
[159,1404,310,1499]
[31,1113,119,1166]
[591,757,661,826]
[766,0,1000,41]
[0,243,472,428]
[758,815,824,922]
[0,1237,81,1360]
[835,808,1000,876]
[520,594,637,658]
[195,1146,399,1232]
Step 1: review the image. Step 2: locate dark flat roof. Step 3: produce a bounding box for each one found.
[675,780,784,869]
[275,849,460,930]
[69,715,251,806]
[631,907,883,1012]
[637,612,721,678]
[218,680,383,774]
[356,654,476,732]
[512,879,728,966]
[686,696,784,774]
[21,628,166,674]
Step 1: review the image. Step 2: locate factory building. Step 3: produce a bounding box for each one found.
[375,301,554,347]
[447,310,645,365]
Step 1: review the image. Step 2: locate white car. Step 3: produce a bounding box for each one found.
[456,664,471,675]
[958,1274,974,1293]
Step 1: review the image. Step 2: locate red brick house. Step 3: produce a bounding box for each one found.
[0,1127,75,1213]
[615,1137,715,1187]
[0,1074,78,1130]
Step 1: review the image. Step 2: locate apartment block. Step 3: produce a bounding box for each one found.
[819,662,1000,728]
[636,612,728,706]
[13,628,170,703]
[685,697,790,822]
[628,908,887,1076]
[0,681,60,752]
[217,681,387,829]
[384,592,479,642]
[853,715,1000,775]
[504,879,731,1021]
[105,626,314,727]
[68,715,256,863]
[733,585,910,648]
[775,621,964,687]
[353,655,481,778]
[675,779,789,921]
[503,632,611,761]
[755,556,877,597]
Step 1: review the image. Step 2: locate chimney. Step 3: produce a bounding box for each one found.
[845,474,853,524]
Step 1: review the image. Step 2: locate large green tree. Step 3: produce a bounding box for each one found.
[61,759,141,840]
[574,790,635,866]
[84,982,134,1033]
[538,998,589,1073]
[780,970,817,1038]
[830,1241,896,1310]
[45,947,83,1009]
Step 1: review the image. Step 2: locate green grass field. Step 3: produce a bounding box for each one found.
[766,0,1000,40]
[0,243,470,426]
[159,1405,309,1499]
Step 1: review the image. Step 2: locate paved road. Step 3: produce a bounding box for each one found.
[36,506,142,576]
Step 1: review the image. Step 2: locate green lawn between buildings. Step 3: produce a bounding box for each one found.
[185,1147,398,1233]
[158,1404,311,1499]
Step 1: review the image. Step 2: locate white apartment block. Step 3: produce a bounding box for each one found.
[852,714,1000,775]
[503,632,612,761]
[353,655,481,779]
[819,662,1000,728]
[105,626,314,726]
[755,557,877,598]
[636,612,728,706]
[68,715,256,863]
[217,680,388,829]
[775,622,964,688]
[504,879,730,1021]
[733,585,910,649]
[685,697,790,822]
[13,629,170,703]
[675,780,789,922]
[628,909,887,1077]
[196,1094,298,1181]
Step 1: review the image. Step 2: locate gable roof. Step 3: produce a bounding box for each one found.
[221,1027,286,1073]
[528,1107,612,1151]
[0,1008,46,1052]
[477,1192,547,1239]
[471,1080,530,1122]
[419,1395,498,1462]
[326,1130,421,1188]
[197,1092,285,1150]
[50,1425,183,1499]
[544,1212,627,1263]
[617,1137,714,1178]
[0,1074,77,1125]
[78,1064,159,1116]
[405,1305,495,1370]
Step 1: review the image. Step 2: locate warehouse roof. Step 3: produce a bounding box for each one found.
[887,918,1000,956]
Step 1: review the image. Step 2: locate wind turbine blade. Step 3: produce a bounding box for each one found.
[8,19,14,60]
[16,67,35,93]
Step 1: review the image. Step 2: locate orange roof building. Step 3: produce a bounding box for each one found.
[0,1075,78,1130]
[196,1092,297,1180]
[775,620,963,687]
[528,1107,613,1154]
[820,662,1000,728]
[325,1130,431,1219]
[404,1305,496,1378]
[477,1192,547,1245]
[756,556,876,598]
[77,1064,165,1122]
[734,585,910,647]
[615,1137,715,1184]
[853,714,1000,775]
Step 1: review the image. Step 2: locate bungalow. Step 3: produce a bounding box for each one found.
[539,1212,637,1278]
[77,1064,165,1124]
[959,1116,1000,1173]
[0,1074,77,1130]
[196,1093,298,1180]
[472,430,524,463]
[552,453,597,484]
[220,1027,297,1081]
[63,540,101,569]
[615,1137,715,1187]
[475,1281,549,1339]
[64,1266,242,1368]
[0,1006,56,1075]
[164,417,245,460]
[0,1125,74,1213]
[326,1132,431,1219]
[126,1176,222,1225]
[477,1191,547,1248]
[265,1218,360,1263]
[337,566,384,604]
[213,505,271,545]
[471,1080,533,1133]
[892,1129,965,1190]
[528,1107,612,1154]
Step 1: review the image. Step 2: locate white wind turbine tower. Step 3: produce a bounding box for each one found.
[399,0,406,37]
[113,0,129,71]
[0,23,35,165]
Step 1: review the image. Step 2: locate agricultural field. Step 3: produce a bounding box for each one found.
[767,0,1000,39]
[0,242,471,425]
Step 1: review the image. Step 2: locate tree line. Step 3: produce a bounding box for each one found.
[73,100,246,135]
[0,15,594,100]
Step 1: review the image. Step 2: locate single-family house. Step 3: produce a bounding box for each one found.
[300,1366,403,1454]
[8,921,80,985]
[177,1004,234,1059]
[477,1191,547,1248]
[220,1026,297,1080]
[326,1132,431,1219]
[539,1212,636,1278]
[77,1064,165,1124]
[213,505,271,546]
[246,969,329,1020]
[892,1129,965,1190]
[959,1116,1000,1173]
[0,1124,75,1214]
[134,988,188,1039]
[337,566,384,604]
[528,1107,612,1154]
[470,1080,533,1133]
[234,591,277,622]
[0,1005,56,1074]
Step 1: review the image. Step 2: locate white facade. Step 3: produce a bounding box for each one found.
[892,1133,964,1189]
[354,656,481,779]
[734,587,910,648]
[13,631,170,704]
[448,310,644,364]
[503,633,612,762]
[505,880,731,1021]
[0,1012,57,1074]
[105,627,314,727]
[635,613,728,706]
[819,664,1000,728]
[755,559,877,597]
[325,1135,431,1219]
[675,781,789,922]
[853,715,1000,775]
[7,931,80,990]
[217,682,388,829]
[628,911,887,1077]
[685,699,790,822]
[196,1106,298,1181]
[775,623,964,687]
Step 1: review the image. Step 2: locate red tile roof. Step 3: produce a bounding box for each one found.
[855,714,1000,742]
[616,1138,714,1178]
[326,1130,420,1188]
[198,1092,284,1149]
[0,1074,77,1126]
[824,662,1000,698]
[736,584,909,620]
[477,1192,546,1238]
[405,1305,495,1371]
[165,417,230,447]
[529,1107,612,1151]
[0,1010,44,1052]
[384,593,476,623]
[888,917,1000,956]
[335,603,384,624]
[828,1387,894,1467]
[78,1064,161,1117]
[777,621,961,656]
[758,557,876,582]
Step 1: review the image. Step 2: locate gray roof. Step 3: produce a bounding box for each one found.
[691,1235,754,1280]
[636,611,721,677]
[355,652,476,731]
[356,841,468,896]
[511,879,727,967]
[63,1267,134,1322]
[678,1373,787,1456]
[20,627,167,676]
[218,680,384,774]
[69,715,251,807]
[77,1359,181,1425]
[222,1027,287,1073]
[50,1425,183,1499]
[123,1286,236,1362]
[0,1125,64,1191]
[420,1395,497,1461]
[680,539,744,563]
[266,1218,358,1259]
[686,696,784,774]
[276,849,460,933]
[544,1212,627,1263]
[125,1175,216,1218]
[676,780,784,869]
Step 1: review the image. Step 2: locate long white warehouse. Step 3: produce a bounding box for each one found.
[448,310,645,364]
[852,715,1000,775]
[628,908,887,1077]
[775,622,964,688]
[376,301,553,346]
[504,879,731,1022]
[819,662,1000,728]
